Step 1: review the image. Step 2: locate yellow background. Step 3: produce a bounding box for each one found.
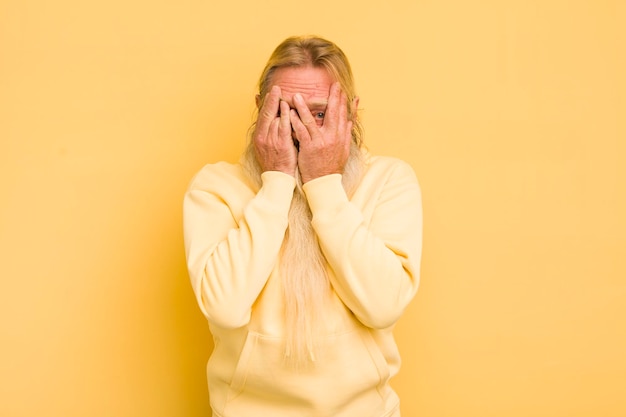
[1,0,624,416]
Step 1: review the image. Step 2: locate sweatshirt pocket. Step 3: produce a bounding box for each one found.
[222,328,395,417]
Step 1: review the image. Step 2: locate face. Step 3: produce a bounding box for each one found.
[261,66,335,127]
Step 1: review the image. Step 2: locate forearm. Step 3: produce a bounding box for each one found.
[303,169,422,329]
[184,170,295,328]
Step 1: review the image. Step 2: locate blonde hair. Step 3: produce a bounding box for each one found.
[253,35,363,147]
[243,36,365,367]
[242,142,364,368]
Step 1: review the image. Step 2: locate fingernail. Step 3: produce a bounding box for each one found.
[294,93,302,103]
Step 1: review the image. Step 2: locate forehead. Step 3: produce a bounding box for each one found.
[270,66,335,105]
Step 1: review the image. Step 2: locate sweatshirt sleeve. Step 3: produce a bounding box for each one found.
[302,161,422,329]
[183,168,295,328]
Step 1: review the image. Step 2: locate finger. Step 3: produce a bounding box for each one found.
[278,100,291,139]
[256,86,281,134]
[292,93,318,136]
[255,116,280,153]
[345,120,353,148]
[290,109,311,143]
[323,82,341,130]
[337,89,348,135]
[268,116,280,141]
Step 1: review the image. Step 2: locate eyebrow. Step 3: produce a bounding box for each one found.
[280,97,328,109]
[308,101,328,110]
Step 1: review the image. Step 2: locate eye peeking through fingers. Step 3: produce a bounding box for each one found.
[314,111,325,120]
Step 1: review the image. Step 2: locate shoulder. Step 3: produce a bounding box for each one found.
[187,161,252,192]
[349,152,422,217]
[363,154,419,184]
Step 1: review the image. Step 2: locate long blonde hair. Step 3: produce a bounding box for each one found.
[243,36,365,366]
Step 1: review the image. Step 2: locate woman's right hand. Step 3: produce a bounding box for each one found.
[252,85,297,177]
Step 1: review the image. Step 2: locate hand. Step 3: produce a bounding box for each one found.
[252,86,297,176]
[290,82,352,184]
